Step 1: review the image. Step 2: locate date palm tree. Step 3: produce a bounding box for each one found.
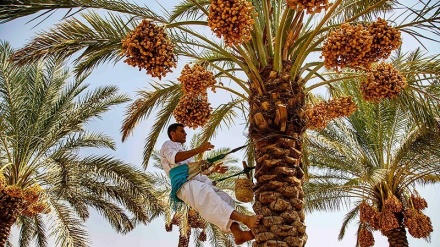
[304,71,440,247]
[1,1,440,246]
[0,41,163,247]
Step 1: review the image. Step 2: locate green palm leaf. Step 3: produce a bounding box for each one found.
[199,98,246,144]
[1,42,162,246]
[0,0,164,24]
[12,11,136,78]
[305,75,440,244]
[121,82,182,168]
[49,200,90,247]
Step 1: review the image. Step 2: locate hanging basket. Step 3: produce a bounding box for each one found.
[235,177,254,203]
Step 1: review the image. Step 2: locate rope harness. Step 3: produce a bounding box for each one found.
[205,144,255,182]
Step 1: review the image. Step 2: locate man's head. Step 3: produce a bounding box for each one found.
[167,123,186,143]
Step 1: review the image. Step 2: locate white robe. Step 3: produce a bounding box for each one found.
[160,140,235,232]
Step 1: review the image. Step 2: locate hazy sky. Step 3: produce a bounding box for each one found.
[1,1,439,247]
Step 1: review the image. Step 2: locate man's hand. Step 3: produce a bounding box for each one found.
[202,162,228,176]
[212,163,228,174]
[197,142,214,153]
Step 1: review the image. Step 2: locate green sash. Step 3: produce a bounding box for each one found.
[169,164,189,206]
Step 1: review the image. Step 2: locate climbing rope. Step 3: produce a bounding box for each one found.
[206,144,247,163]
[213,164,255,183]
[199,144,257,183]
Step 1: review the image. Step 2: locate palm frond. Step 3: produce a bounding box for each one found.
[206,223,234,247]
[53,132,116,154]
[168,25,245,72]
[0,0,165,24]
[17,216,37,247]
[43,154,162,233]
[72,84,129,123]
[49,200,90,247]
[63,194,90,221]
[84,196,134,233]
[199,98,245,144]
[34,215,48,247]
[331,0,394,23]
[169,0,210,22]
[338,204,360,240]
[12,11,136,77]
[77,155,161,209]
[141,87,183,169]
[121,82,181,141]
[396,1,440,49]
[304,181,354,212]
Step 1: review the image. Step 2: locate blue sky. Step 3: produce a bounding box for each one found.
[1,1,439,246]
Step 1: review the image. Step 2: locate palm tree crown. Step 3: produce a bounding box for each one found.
[0,41,162,247]
[304,80,440,247]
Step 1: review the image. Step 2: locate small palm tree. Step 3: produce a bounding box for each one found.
[0,41,163,247]
[304,79,440,247]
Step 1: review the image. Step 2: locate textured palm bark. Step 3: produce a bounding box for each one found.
[249,62,307,247]
[0,194,23,247]
[383,213,409,247]
[383,226,409,247]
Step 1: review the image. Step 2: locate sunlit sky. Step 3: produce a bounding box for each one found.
[1,1,439,246]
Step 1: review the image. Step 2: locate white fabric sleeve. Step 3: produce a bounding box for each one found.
[160,142,178,165]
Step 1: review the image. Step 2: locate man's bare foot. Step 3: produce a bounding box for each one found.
[230,211,263,229]
[230,222,255,245]
[242,214,263,229]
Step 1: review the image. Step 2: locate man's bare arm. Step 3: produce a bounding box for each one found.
[175,142,214,163]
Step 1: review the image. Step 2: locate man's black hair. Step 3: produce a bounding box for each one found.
[167,123,184,139]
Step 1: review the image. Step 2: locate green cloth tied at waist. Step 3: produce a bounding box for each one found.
[169,164,189,204]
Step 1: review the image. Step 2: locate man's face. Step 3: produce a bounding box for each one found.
[171,126,187,144]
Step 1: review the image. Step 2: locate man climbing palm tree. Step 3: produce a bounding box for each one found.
[160,123,262,245]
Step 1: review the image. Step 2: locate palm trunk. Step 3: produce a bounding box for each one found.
[0,194,23,247]
[384,213,409,247]
[250,62,307,247]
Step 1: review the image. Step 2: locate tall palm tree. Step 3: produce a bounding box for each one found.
[1,1,440,246]
[304,78,440,247]
[0,41,163,247]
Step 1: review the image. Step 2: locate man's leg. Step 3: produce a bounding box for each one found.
[208,184,262,231]
[228,210,263,244]
[178,180,262,243]
[178,180,236,232]
[230,210,262,229]
[212,186,235,207]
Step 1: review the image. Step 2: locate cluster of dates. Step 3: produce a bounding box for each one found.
[121,20,177,79]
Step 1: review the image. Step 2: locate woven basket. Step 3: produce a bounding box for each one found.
[235,178,254,202]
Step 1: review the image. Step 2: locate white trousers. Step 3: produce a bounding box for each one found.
[177,178,235,232]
